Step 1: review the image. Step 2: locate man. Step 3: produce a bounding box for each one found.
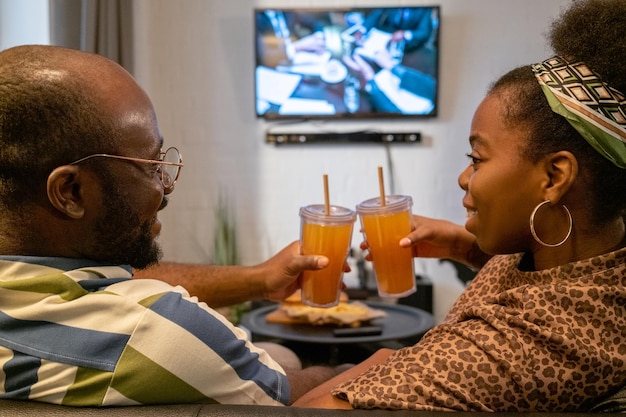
[0,44,338,406]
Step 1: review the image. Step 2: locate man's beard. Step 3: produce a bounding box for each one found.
[90,175,164,269]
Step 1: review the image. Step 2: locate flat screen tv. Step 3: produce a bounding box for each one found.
[254,6,440,120]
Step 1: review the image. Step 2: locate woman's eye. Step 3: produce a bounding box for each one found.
[465,153,481,167]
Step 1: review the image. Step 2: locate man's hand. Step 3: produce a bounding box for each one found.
[258,241,329,301]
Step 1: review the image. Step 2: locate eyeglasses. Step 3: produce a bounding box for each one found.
[69,147,184,192]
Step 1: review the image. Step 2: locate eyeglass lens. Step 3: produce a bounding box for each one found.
[161,148,181,188]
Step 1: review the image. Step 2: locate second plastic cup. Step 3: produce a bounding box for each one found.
[356,195,416,298]
[299,204,356,307]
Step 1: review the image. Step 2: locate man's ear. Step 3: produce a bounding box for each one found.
[543,150,578,203]
[47,166,86,219]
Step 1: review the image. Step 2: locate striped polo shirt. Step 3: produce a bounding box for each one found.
[0,256,289,406]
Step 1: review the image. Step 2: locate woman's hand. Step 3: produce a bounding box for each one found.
[361,215,490,270]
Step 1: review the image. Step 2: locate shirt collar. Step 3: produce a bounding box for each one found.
[0,256,133,275]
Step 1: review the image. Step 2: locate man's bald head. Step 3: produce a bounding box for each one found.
[0,45,153,210]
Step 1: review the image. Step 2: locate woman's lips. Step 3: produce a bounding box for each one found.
[464,206,478,233]
[466,208,477,218]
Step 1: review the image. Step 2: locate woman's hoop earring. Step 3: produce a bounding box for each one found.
[529,200,573,248]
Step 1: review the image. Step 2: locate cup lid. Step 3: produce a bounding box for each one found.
[299,204,356,224]
[356,194,413,215]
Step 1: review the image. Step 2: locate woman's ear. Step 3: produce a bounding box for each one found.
[47,166,86,219]
[544,150,578,203]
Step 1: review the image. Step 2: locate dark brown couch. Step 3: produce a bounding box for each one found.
[1,398,625,417]
[0,401,622,417]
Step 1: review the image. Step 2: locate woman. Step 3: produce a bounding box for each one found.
[295,0,626,411]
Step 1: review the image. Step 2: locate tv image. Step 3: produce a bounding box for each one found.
[254,6,440,120]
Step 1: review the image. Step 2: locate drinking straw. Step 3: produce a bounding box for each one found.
[378,166,386,206]
[323,173,330,215]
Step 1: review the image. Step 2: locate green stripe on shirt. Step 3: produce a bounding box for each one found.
[62,367,111,406]
[110,346,216,405]
[0,273,87,301]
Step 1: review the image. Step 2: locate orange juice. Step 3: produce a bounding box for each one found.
[299,205,356,307]
[357,195,416,298]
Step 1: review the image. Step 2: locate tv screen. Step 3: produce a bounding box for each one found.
[254,6,440,120]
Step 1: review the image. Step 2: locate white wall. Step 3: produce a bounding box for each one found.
[131,0,571,323]
[0,0,49,50]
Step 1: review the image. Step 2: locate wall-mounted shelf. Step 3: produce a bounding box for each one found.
[265,131,421,145]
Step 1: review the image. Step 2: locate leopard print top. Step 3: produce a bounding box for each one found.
[332,247,626,411]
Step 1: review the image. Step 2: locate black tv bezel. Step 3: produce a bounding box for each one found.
[253,5,441,121]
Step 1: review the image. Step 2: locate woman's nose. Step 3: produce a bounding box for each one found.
[458,164,471,191]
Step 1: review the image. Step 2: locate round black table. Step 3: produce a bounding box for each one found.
[240,301,435,345]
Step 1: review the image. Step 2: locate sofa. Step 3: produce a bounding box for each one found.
[0,401,415,416]
[1,392,626,417]
[0,400,624,417]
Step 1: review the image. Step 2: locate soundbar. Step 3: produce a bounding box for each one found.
[265,131,421,145]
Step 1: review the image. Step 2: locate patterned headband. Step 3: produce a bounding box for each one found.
[531,56,626,169]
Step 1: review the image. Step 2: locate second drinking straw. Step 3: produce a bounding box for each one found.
[323,173,330,215]
[378,166,386,207]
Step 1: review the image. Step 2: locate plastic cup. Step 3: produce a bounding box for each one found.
[299,204,356,307]
[356,195,416,298]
